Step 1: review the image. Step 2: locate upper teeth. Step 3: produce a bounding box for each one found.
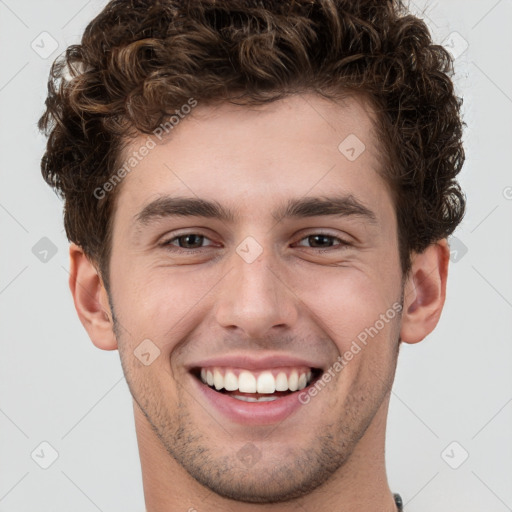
[199,368,313,393]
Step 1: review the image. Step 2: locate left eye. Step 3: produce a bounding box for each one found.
[294,233,349,249]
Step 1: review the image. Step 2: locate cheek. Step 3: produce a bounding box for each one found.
[293,266,400,347]
[111,264,222,348]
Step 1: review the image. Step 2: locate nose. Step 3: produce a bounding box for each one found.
[214,246,299,339]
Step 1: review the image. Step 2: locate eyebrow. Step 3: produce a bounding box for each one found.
[134,194,377,227]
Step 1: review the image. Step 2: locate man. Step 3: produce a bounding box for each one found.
[39,0,465,510]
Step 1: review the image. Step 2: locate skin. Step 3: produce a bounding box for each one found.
[69,93,450,511]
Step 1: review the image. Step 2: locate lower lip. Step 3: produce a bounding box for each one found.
[192,375,310,425]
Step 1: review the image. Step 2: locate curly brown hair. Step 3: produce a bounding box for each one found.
[38,0,465,287]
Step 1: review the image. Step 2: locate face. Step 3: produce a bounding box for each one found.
[107,93,404,503]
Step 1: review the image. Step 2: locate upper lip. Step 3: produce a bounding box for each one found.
[187,353,325,372]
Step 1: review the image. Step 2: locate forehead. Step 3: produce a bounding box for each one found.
[115,93,391,223]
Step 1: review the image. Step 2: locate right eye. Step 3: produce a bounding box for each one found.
[160,232,217,252]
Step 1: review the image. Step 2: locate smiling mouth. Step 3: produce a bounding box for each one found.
[191,366,323,402]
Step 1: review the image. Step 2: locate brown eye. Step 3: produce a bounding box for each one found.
[162,233,215,251]
[306,234,336,248]
[295,233,350,249]
[174,234,204,249]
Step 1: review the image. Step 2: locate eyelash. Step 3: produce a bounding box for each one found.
[160,232,351,253]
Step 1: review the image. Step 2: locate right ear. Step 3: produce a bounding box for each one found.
[68,243,118,351]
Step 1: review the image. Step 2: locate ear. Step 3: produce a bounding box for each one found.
[68,243,118,351]
[400,239,450,344]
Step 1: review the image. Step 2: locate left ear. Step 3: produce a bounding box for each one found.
[400,239,450,344]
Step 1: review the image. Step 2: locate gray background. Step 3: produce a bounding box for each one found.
[1,1,511,511]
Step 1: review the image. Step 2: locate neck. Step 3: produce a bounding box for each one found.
[134,396,397,512]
